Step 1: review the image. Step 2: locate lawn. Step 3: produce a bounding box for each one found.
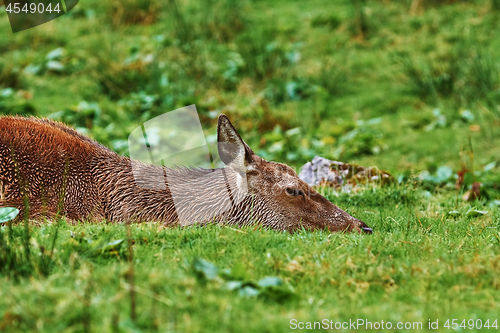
[1,0,500,331]
[1,187,500,332]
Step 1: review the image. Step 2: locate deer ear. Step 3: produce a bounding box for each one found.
[217,114,255,173]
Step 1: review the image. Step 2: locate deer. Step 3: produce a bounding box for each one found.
[0,114,372,233]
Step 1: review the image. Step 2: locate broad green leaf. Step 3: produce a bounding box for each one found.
[465,209,488,217]
[192,258,218,280]
[285,127,301,136]
[366,117,383,126]
[257,276,283,288]
[238,286,260,297]
[225,281,243,291]
[46,61,64,71]
[460,110,475,122]
[436,166,453,182]
[99,239,124,252]
[0,207,19,223]
[484,162,496,172]
[46,47,65,60]
[489,200,500,208]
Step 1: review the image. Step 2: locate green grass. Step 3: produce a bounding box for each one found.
[1,0,500,331]
[1,186,500,332]
[0,188,500,332]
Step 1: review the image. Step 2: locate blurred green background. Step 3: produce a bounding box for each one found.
[1,0,500,174]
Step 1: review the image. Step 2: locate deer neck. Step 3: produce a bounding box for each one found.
[98,155,260,226]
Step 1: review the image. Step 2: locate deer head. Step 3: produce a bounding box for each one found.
[217,114,373,234]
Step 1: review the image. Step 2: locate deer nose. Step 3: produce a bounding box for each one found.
[356,219,373,234]
[362,227,373,234]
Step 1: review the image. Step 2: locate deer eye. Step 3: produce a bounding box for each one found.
[286,188,304,196]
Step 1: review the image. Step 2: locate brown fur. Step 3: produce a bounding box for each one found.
[0,115,372,233]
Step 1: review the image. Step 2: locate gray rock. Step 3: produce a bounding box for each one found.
[298,156,344,186]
